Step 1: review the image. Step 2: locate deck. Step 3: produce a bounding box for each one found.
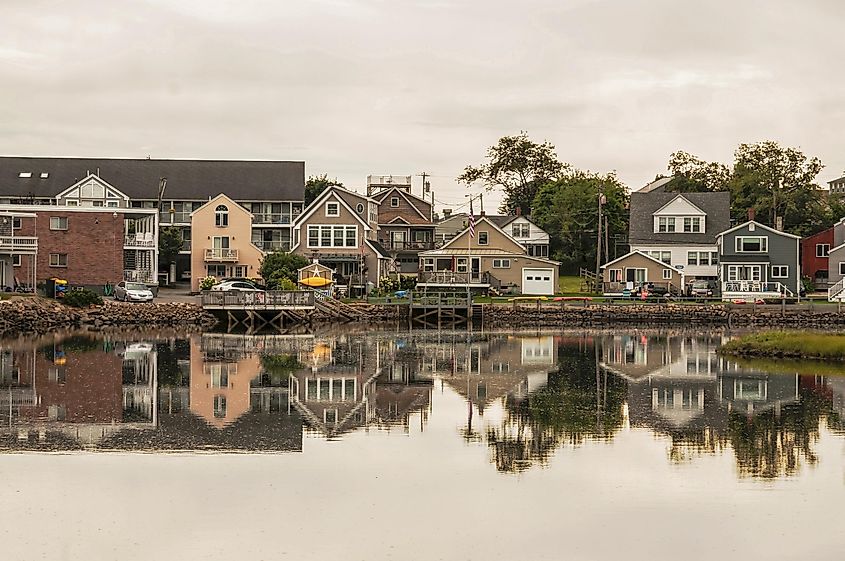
[201,290,316,310]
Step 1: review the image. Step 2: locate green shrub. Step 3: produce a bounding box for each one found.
[63,288,103,308]
[200,276,216,291]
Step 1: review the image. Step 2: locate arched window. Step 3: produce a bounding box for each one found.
[215,204,229,227]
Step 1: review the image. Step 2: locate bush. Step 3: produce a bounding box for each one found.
[375,275,417,296]
[200,276,216,291]
[260,251,309,289]
[62,288,103,308]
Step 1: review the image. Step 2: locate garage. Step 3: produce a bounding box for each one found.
[521,267,555,295]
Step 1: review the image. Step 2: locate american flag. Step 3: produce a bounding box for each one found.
[468,203,475,238]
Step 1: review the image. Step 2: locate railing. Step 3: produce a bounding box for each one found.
[722,281,792,296]
[204,248,239,261]
[201,290,315,308]
[254,240,291,252]
[378,240,435,251]
[124,234,155,247]
[829,278,845,302]
[602,281,681,295]
[253,213,292,225]
[124,269,156,283]
[411,292,472,308]
[418,271,489,284]
[0,236,37,252]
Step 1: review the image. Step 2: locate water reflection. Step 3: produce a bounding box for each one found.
[0,329,843,481]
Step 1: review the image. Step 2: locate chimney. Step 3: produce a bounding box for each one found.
[747,207,755,222]
[515,207,522,216]
[480,210,486,217]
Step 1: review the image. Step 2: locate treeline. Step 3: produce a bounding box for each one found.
[459,133,843,274]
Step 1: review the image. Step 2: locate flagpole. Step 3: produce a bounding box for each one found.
[468,197,473,301]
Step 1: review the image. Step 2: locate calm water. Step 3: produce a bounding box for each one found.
[1,329,844,560]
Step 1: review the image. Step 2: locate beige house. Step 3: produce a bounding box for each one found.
[291,185,391,295]
[600,250,685,296]
[418,215,560,295]
[190,193,264,291]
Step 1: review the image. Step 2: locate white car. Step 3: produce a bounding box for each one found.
[210,280,263,292]
[114,281,154,302]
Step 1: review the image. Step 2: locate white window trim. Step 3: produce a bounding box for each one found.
[771,265,789,278]
[816,244,830,257]
[49,217,68,231]
[492,259,511,269]
[839,262,845,276]
[12,255,21,267]
[325,202,340,217]
[49,253,68,267]
[306,225,358,249]
[609,268,622,282]
[735,236,768,253]
[662,269,672,280]
[390,197,399,208]
[478,231,489,246]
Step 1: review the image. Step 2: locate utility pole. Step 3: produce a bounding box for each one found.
[479,193,484,215]
[418,172,428,198]
[595,189,604,291]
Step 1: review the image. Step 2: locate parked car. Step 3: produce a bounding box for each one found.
[221,277,267,290]
[689,280,714,298]
[633,283,669,298]
[210,280,263,292]
[114,281,154,303]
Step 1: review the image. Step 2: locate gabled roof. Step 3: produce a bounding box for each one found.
[652,194,706,216]
[828,176,845,185]
[600,250,684,273]
[715,220,801,240]
[372,186,430,221]
[628,191,730,245]
[638,176,675,193]
[0,156,304,201]
[55,173,130,201]
[387,216,410,225]
[293,185,372,231]
[190,193,253,218]
[439,215,525,252]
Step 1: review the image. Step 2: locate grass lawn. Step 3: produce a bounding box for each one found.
[719,331,845,361]
[559,275,586,293]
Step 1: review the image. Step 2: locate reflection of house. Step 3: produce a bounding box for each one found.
[717,366,799,416]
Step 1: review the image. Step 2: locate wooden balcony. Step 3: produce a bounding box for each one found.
[379,239,435,251]
[204,248,239,262]
[0,236,37,254]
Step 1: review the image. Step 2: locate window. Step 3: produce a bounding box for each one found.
[609,269,622,282]
[512,223,530,238]
[492,259,510,268]
[325,202,340,217]
[306,225,358,248]
[688,251,698,266]
[12,255,21,267]
[213,395,227,418]
[456,258,468,273]
[736,236,767,252]
[12,217,20,230]
[422,258,435,272]
[840,263,845,276]
[49,253,67,267]
[215,205,229,227]
[66,200,79,207]
[106,200,119,208]
[92,200,104,207]
[711,251,718,264]
[40,172,49,179]
[234,265,247,277]
[356,203,364,214]
[18,172,31,178]
[771,265,788,278]
[662,269,672,280]
[658,217,676,233]
[683,217,702,233]
[49,217,68,230]
[817,244,830,257]
[390,197,399,207]
[478,231,488,245]
[207,264,227,277]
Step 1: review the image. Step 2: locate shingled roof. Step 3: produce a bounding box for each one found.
[628,191,731,245]
[0,156,304,201]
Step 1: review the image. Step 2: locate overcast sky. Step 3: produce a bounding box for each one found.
[1,0,843,212]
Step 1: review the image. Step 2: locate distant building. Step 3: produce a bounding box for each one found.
[828,176,845,195]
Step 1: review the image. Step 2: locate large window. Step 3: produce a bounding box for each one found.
[306,225,357,248]
[49,217,68,230]
[648,251,671,264]
[215,205,229,227]
[817,244,831,257]
[727,265,761,282]
[512,223,530,238]
[687,251,714,266]
[657,217,675,233]
[735,236,767,252]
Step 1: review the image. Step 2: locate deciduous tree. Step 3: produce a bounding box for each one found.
[305,174,343,207]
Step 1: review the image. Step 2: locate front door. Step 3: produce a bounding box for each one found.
[471,258,481,282]
[625,268,646,284]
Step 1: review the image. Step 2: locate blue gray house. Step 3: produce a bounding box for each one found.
[715,220,801,300]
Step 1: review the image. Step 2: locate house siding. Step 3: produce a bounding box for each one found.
[629,244,718,279]
[801,227,833,283]
[601,252,683,289]
[718,223,800,295]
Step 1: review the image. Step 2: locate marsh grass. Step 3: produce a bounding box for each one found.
[720,331,845,361]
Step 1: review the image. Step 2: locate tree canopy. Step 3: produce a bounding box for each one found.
[458,131,566,215]
[259,251,309,290]
[158,226,183,265]
[305,174,343,207]
[532,171,628,273]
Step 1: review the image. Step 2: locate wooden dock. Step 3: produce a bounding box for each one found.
[409,292,474,329]
[202,290,316,332]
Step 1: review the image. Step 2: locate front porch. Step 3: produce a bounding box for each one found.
[721,281,792,300]
[415,271,502,293]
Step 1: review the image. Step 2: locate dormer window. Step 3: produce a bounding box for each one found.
[215,204,229,227]
[18,172,32,178]
[326,201,340,217]
[683,217,702,233]
[657,217,675,233]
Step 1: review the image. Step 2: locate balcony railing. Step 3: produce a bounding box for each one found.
[722,281,792,297]
[417,271,492,285]
[124,234,156,247]
[124,269,157,283]
[254,240,291,252]
[204,248,239,262]
[0,236,38,253]
[379,240,435,251]
[253,213,292,225]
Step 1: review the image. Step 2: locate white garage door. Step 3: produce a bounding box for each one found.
[522,268,554,295]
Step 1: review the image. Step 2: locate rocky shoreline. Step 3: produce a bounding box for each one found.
[0,298,218,337]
